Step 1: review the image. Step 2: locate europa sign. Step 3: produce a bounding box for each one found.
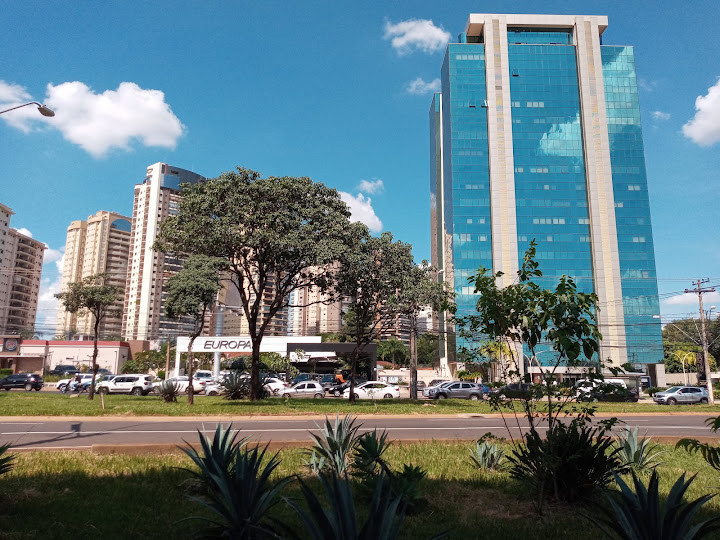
[201,338,252,351]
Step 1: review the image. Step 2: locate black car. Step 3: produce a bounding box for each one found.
[328,378,367,397]
[291,373,322,385]
[319,374,339,391]
[0,373,44,391]
[49,364,80,376]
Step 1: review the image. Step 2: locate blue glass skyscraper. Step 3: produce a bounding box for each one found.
[430,14,662,374]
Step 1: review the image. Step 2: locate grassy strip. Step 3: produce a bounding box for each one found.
[1,442,719,539]
[1,391,720,417]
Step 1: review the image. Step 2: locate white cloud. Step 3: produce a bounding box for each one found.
[0,80,185,158]
[0,80,31,103]
[682,78,720,147]
[405,77,441,95]
[339,192,382,233]
[638,78,658,92]
[664,291,720,306]
[384,19,451,55]
[651,111,670,121]
[36,273,62,338]
[538,114,583,157]
[357,179,384,195]
[43,245,64,266]
[15,227,32,238]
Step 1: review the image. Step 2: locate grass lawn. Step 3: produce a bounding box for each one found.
[2,391,720,417]
[1,441,719,539]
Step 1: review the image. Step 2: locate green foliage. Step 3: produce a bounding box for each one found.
[469,435,506,471]
[646,386,667,396]
[155,380,180,403]
[676,416,720,472]
[0,444,16,476]
[260,352,299,381]
[585,470,720,540]
[182,424,249,489]
[220,371,250,400]
[164,256,224,324]
[508,418,621,510]
[352,429,393,477]
[307,414,362,475]
[417,333,440,366]
[615,427,663,474]
[0,368,12,378]
[157,370,166,380]
[378,339,410,368]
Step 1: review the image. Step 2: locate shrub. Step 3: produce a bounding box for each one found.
[508,418,621,511]
[307,415,362,475]
[352,429,392,477]
[157,370,166,380]
[0,368,12,379]
[676,416,720,472]
[0,444,15,476]
[646,386,667,396]
[614,426,663,474]
[220,371,250,400]
[155,380,180,403]
[585,471,720,540]
[469,435,506,471]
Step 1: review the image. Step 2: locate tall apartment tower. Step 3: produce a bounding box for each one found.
[122,163,206,341]
[430,14,662,369]
[56,211,132,339]
[0,203,46,334]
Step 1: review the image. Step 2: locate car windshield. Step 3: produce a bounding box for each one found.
[665,386,683,393]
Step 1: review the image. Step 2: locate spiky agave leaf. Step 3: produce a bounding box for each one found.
[469,440,506,471]
[615,426,663,474]
[352,429,392,477]
[0,444,15,476]
[181,423,249,484]
[306,414,362,475]
[584,470,720,540]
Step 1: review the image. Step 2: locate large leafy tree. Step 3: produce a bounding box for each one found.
[155,168,356,400]
[336,231,416,403]
[164,256,224,405]
[54,273,123,400]
[377,338,409,369]
[394,262,452,399]
[417,333,440,367]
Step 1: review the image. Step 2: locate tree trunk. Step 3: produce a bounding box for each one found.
[250,339,261,401]
[89,315,99,401]
[410,329,418,400]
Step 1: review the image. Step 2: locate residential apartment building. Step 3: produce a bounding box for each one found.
[56,210,132,339]
[0,204,45,334]
[430,14,662,370]
[122,163,206,341]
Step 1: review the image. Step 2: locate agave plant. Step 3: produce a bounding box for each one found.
[220,371,251,400]
[303,449,327,475]
[182,424,249,488]
[286,472,407,540]
[615,426,663,474]
[352,429,393,477]
[185,443,291,539]
[0,444,15,476]
[469,438,506,471]
[586,470,720,540]
[306,414,362,475]
[156,379,181,403]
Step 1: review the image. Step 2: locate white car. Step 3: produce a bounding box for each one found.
[155,376,206,394]
[343,381,400,400]
[98,374,154,396]
[264,377,289,395]
[281,381,325,399]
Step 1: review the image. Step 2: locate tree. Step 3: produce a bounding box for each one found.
[55,273,122,400]
[336,231,416,403]
[394,262,452,399]
[155,168,356,400]
[417,333,440,367]
[164,256,224,405]
[260,352,299,381]
[120,350,165,374]
[377,338,409,370]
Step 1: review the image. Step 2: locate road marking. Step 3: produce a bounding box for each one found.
[0,422,45,425]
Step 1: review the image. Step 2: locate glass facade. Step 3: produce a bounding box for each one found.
[430,16,663,368]
[602,46,663,364]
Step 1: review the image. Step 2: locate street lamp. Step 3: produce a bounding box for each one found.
[669,350,694,386]
[0,101,55,117]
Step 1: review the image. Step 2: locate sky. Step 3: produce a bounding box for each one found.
[1,0,719,337]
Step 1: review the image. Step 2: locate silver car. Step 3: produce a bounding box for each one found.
[653,386,709,405]
[422,379,450,398]
[281,381,325,399]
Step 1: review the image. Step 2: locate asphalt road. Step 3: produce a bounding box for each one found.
[1,415,716,450]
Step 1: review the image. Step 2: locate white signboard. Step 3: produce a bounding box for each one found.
[176,335,321,354]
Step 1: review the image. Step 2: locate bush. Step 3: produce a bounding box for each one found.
[508,418,621,511]
[307,414,362,475]
[220,371,250,400]
[155,380,180,403]
[0,444,15,476]
[585,470,720,540]
[469,435,506,471]
[0,368,12,379]
[646,386,666,396]
[157,370,166,380]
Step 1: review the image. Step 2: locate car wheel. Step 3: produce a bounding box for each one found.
[282,393,291,399]
[437,394,447,400]
[24,383,33,392]
[314,393,324,399]
[99,387,109,395]
[469,394,480,401]
[208,390,219,396]
[131,387,143,396]
[333,390,341,397]
[353,393,359,400]
[58,384,67,392]
[667,397,677,405]
[34,387,41,391]
[700,397,709,404]
[383,393,393,399]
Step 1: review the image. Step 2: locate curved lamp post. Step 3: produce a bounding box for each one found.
[0,101,55,117]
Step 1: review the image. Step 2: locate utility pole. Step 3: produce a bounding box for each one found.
[164,337,172,379]
[685,279,715,405]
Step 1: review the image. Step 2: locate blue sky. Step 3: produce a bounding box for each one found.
[2,0,719,336]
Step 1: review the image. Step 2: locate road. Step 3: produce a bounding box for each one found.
[1,414,716,450]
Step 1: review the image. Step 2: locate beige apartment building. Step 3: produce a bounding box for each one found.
[0,203,45,335]
[56,210,132,339]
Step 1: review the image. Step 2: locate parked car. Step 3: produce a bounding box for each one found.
[154,376,206,394]
[264,377,289,395]
[411,380,427,393]
[291,373,322,385]
[319,373,339,391]
[194,370,215,383]
[282,381,326,399]
[49,364,79,376]
[328,378,367,397]
[98,374,154,395]
[577,382,638,403]
[422,379,450,397]
[653,386,709,405]
[343,381,400,400]
[0,373,44,391]
[491,383,536,399]
[428,381,485,400]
